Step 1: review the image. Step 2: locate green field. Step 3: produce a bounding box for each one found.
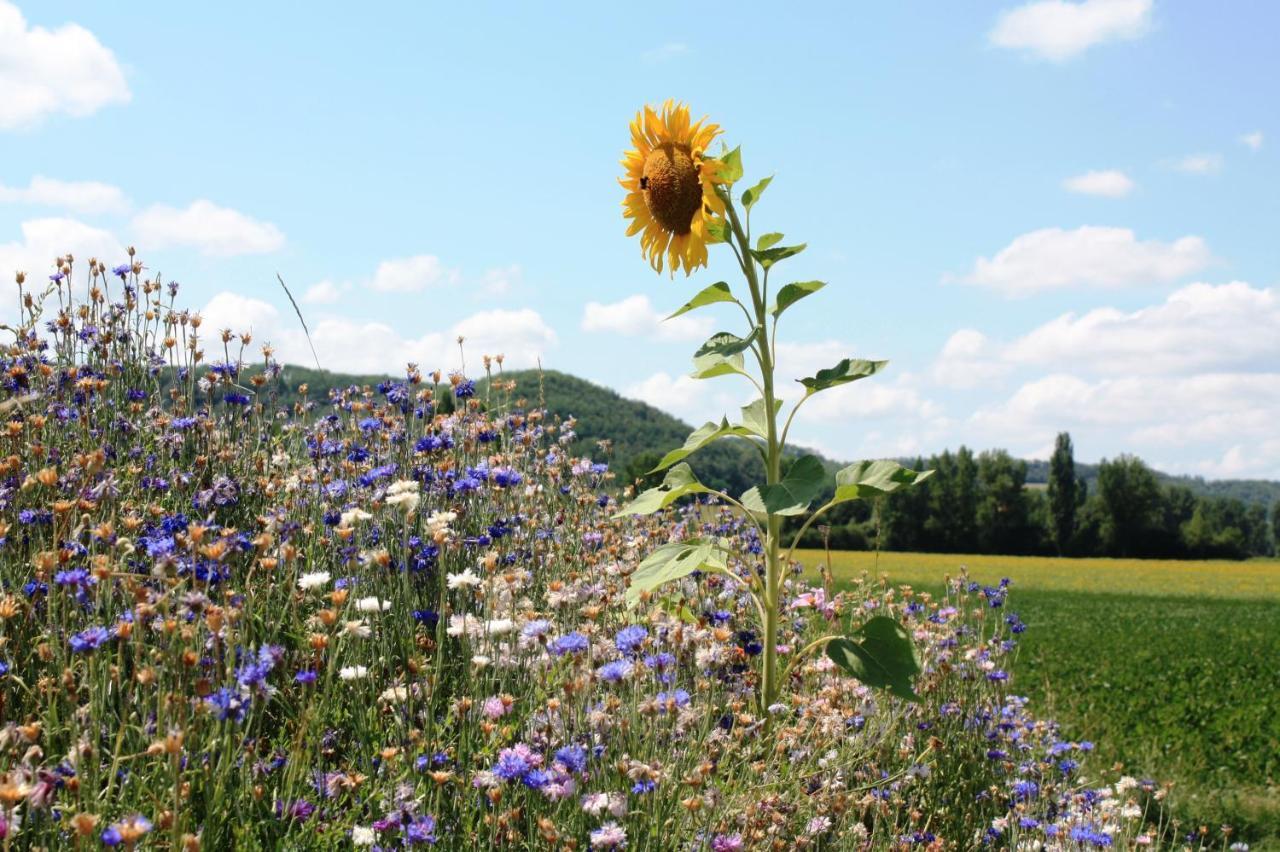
[797,549,1280,846]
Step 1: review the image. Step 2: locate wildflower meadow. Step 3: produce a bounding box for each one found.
[0,102,1264,852]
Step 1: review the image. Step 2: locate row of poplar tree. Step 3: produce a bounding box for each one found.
[793,434,1277,560]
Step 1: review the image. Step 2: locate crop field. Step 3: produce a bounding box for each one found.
[798,549,1280,845]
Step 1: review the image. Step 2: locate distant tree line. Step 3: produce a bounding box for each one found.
[788,433,1277,561]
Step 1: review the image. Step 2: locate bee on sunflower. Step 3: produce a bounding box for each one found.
[619,100,728,276]
[617,101,932,712]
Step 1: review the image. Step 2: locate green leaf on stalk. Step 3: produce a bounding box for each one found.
[625,538,728,606]
[704,217,730,244]
[613,463,713,517]
[742,176,773,211]
[798,358,887,393]
[667,282,735,319]
[831,459,935,505]
[826,616,923,701]
[739,397,783,440]
[740,454,827,517]
[717,146,744,184]
[771,280,825,318]
[756,232,784,251]
[651,418,755,473]
[695,330,759,359]
[750,243,807,270]
[690,352,748,380]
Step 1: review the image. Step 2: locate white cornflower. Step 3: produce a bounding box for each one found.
[447,613,482,638]
[446,568,482,590]
[355,596,391,613]
[340,508,373,527]
[352,825,375,845]
[338,665,367,681]
[379,686,408,703]
[483,618,515,636]
[343,620,372,638]
[297,571,331,591]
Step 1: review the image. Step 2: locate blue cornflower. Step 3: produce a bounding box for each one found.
[655,689,691,711]
[205,687,249,723]
[294,670,318,685]
[405,814,438,844]
[493,748,532,781]
[554,745,587,775]
[69,625,112,653]
[548,632,589,656]
[597,660,633,683]
[614,624,648,655]
[454,379,475,399]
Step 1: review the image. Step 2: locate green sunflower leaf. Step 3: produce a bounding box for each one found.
[771,281,825,319]
[798,358,887,394]
[741,454,827,517]
[826,617,923,701]
[613,463,714,517]
[667,282,735,319]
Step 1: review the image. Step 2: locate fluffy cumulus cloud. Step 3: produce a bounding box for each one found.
[581,294,713,342]
[132,200,284,256]
[1004,282,1279,374]
[0,176,129,215]
[1062,169,1134,198]
[956,226,1211,296]
[0,1,130,129]
[197,292,556,374]
[988,0,1151,61]
[935,281,1280,477]
[302,280,342,305]
[369,255,457,293]
[0,217,126,287]
[931,330,1012,389]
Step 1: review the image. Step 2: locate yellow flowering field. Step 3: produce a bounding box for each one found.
[796,548,1280,600]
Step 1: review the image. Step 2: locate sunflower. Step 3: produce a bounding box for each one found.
[620,101,725,276]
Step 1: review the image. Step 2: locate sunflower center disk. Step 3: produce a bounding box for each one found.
[642,143,702,235]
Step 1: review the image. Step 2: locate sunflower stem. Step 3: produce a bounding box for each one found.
[723,192,784,713]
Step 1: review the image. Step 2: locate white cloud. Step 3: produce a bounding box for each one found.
[936,280,1280,477]
[957,226,1211,296]
[478,264,521,297]
[931,329,1013,389]
[581,294,713,342]
[642,42,689,63]
[1170,153,1223,175]
[1239,131,1263,152]
[0,1,130,129]
[198,293,557,374]
[969,372,1280,478]
[0,217,126,288]
[1006,281,1280,375]
[132,200,284,256]
[302,280,342,305]
[369,255,456,293]
[0,176,129,215]
[989,0,1151,61]
[1062,169,1134,198]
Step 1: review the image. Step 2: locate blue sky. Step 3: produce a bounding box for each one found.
[2,0,1277,477]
